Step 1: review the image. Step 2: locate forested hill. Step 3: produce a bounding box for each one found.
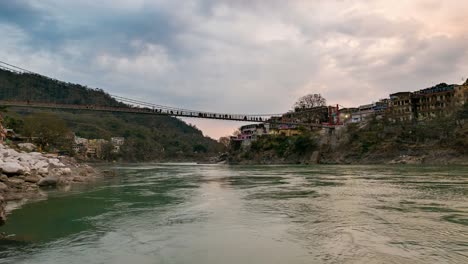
[0,69,123,106]
[0,68,224,161]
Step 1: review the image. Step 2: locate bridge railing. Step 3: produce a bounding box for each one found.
[0,100,322,127]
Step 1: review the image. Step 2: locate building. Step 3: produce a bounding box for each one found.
[352,103,374,123]
[339,108,358,124]
[230,124,270,147]
[389,92,414,122]
[87,139,109,158]
[412,83,456,120]
[351,100,388,123]
[270,124,302,136]
[73,135,89,156]
[111,137,125,153]
[387,82,466,122]
[454,80,468,106]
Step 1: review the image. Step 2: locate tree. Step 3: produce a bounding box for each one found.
[218,136,230,147]
[459,102,468,120]
[23,112,73,151]
[193,144,207,153]
[293,94,327,110]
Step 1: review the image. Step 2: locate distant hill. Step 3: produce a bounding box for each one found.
[0,69,123,106]
[0,68,224,161]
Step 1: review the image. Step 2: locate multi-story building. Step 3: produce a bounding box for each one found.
[412,83,456,120]
[339,108,358,123]
[388,83,465,121]
[389,92,414,122]
[454,80,468,106]
[73,135,89,156]
[351,100,389,123]
[111,137,125,153]
[230,124,269,147]
[352,103,374,123]
[87,139,109,158]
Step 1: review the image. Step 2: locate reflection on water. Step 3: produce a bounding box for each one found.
[0,164,467,264]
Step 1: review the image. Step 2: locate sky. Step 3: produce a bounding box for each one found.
[1,0,468,139]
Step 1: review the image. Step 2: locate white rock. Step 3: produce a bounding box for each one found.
[33,160,49,170]
[51,167,72,176]
[3,157,17,163]
[60,168,72,175]
[37,167,49,176]
[2,149,19,158]
[18,163,31,174]
[48,158,65,167]
[17,143,37,152]
[0,162,25,175]
[37,176,58,186]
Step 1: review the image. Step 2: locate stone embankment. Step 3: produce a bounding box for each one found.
[0,143,97,225]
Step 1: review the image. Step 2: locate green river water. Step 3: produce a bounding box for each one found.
[0,164,467,264]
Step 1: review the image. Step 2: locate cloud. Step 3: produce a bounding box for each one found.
[1,0,468,138]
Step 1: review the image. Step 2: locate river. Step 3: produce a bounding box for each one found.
[0,164,467,264]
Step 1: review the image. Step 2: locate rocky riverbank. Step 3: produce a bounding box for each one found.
[0,143,98,226]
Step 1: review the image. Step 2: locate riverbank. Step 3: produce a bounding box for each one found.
[0,143,98,226]
[227,116,468,165]
[227,139,468,165]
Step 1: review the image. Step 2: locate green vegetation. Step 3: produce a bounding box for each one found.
[22,112,73,152]
[0,69,121,106]
[229,103,468,164]
[231,131,319,163]
[0,69,224,161]
[336,104,468,161]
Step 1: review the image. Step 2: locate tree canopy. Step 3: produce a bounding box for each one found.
[293,94,327,110]
[23,112,73,151]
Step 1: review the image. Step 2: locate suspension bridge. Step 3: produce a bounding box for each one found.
[0,60,335,128]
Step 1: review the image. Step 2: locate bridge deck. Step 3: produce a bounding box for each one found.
[0,100,325,127]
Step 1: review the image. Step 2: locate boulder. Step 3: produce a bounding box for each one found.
[2,149,19,158]
[50,167,72,176]
[0,162,25,175]
[18,143,37,152]
[7,178,25,188]
[59,168,72,176]
[24,183,39,192]
[37,176,58,187]
[72,176,86,182]
[0,175,8,182]
[18,162,31,175]
[0,182,8,192]
[25,175,40,183]
[37,167,49,176]
[48,158,65,167]
[33,160,49,170]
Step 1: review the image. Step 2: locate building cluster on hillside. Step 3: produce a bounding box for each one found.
[344,81,468,123]
[230,123,303,147]
[73,136,125,159]
[230,79,468,146]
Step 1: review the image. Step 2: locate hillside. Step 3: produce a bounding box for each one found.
[228,104,468,165]
[0,68,224,161]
